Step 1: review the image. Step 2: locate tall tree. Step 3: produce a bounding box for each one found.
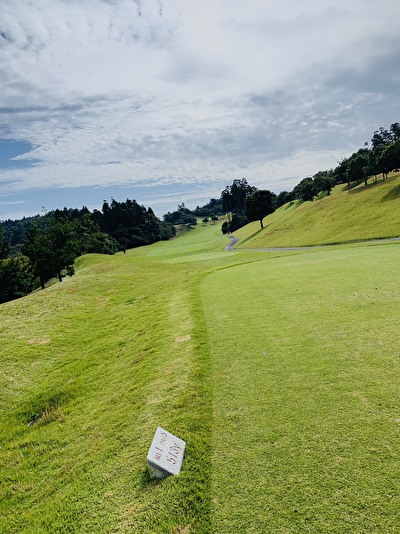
[378,139,400,180]
[293,177,316,202]
[221,178,256,217]
[22,217,78,289]
[245,190,276,229]
[347,150,370,184]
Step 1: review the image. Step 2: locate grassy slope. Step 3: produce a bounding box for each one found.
[1,211,400,532]
[235,173,400,247]
[0,246,214,533]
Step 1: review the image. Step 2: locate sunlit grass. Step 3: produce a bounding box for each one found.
[1,210,400,532]
[236,173,400,247]
[0,252,212,533]
[202,242,400,532]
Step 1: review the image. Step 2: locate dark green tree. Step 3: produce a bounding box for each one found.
[22,217,78,289]
[221,178,256,216]
[0,255,34,303]
[245,189,276,229]
[313,171,335,195]
[347,151,369,184]
[293,177,316,202]
[376,140,400,181]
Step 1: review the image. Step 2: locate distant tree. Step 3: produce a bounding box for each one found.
[0,226,10,259]
[245,189,276,229]
[163,205,197,228]
[202,217,209,225]
[293,177,316,202]
[390,122,400,141]
[347,151,369,184]
[229,214,248,232]
[313,171,335,195]
[378,139,400,180]
[158,222,176,240]
[370,127,392,150]
[275,191,294,208]
[221,221,230,234]
[333,158,349,185]
[221,178,256,217]
[211,214,219,224]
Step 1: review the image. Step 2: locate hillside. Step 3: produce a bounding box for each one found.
[235,172,400,248]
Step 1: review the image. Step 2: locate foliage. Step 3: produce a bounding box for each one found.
[293,177,316,202]
[0,198,178,302]
[245,189,277,229]
[221,178,256,216]
[192,198,224,217]
[22,216,79,289]
[0,255,34,303]
[313,170,335,195]
[163,203,197,228]
[96,199,168,250]
[347,150,370,185]
[378,139,400,179]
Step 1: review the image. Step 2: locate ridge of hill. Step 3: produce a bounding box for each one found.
[235,172,400,248]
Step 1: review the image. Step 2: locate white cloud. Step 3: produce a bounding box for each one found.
[0,0,400,214]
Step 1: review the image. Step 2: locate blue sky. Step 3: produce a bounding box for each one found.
[1,0,400,221]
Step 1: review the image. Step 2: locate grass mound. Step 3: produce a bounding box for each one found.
[0,251,212,533]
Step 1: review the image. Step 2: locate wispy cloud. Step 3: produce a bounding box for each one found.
[0,0,399,216]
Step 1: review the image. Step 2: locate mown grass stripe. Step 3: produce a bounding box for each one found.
[202,243,400,532]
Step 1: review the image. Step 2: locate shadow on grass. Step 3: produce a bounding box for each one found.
[381,184,400,202]
[237,226,264,247]
[345,180,387,194]
[140,468,165,488]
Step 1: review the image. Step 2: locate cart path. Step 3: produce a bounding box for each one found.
[226,235,400,252]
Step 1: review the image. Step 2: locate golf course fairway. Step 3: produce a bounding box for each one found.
[1,221,399,532]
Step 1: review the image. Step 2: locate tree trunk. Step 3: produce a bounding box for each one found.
[58,271,62,282]
[260,219,264,229]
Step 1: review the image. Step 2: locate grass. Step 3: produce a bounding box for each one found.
[235,173,400,248]
[0,252,212,533]
[1,216,400,531]
[202,242,400,532]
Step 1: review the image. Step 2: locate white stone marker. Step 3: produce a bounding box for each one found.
[147,426,186,479]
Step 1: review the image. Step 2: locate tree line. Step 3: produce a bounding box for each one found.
[1,120,398,304]
[0,199,175,303]
[216,121,400,233]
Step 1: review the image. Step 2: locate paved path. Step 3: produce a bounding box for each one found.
[226,235,400,252]
[224,234,240,250]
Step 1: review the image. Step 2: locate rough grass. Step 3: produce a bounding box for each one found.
[0,253,212,533]
[235,173,400,247]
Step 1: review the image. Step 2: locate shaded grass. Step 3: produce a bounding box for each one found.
[201,242,400,532]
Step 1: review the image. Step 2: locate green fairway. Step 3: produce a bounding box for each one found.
[201,242,400,532]
[1,220,400,532]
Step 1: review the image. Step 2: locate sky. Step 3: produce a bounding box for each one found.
[1,0,400,221]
